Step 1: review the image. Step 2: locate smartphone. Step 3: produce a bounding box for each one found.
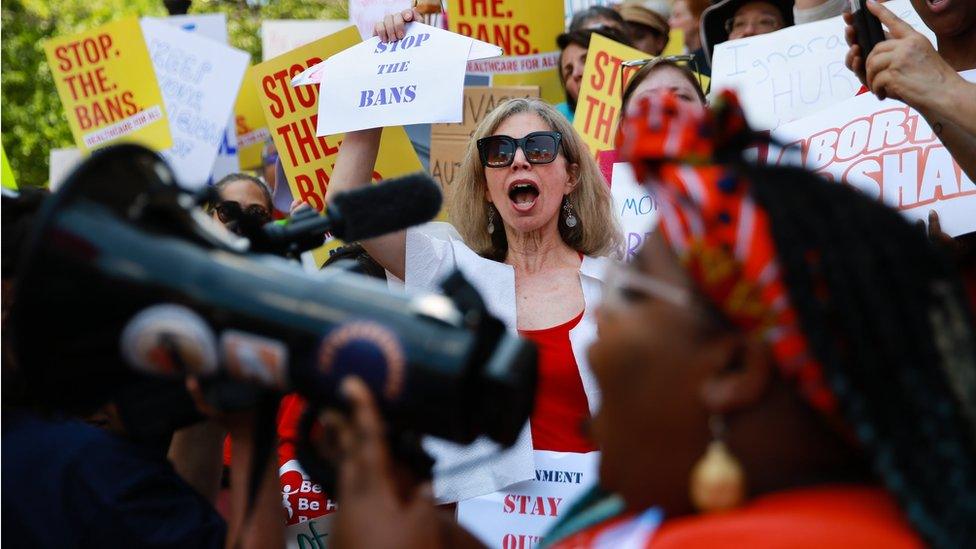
[850,0,886,59]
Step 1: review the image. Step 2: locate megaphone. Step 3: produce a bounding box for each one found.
[11,144,536,448]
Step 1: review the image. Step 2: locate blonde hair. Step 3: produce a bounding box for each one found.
[450,98,622,261]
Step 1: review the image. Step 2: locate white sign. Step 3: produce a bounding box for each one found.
[210,119,241,183]
[457,451,599,549]
[711,0,935,130]
[769,70,976,237]
[141,19,250,188]
[611,162,659,261]
[349,0,414,40]
[261,20,352,60]
[307,22,501,135]
[49,147,83,191]
[157,15,242,183]
[285,514,336,549]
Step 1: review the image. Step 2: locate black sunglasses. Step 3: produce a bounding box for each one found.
[215,201,271,225]
[477,131,563,168]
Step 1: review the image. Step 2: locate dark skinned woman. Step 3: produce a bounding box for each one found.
[321,91,976,548]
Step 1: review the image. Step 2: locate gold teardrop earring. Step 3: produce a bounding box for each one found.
[689,415,745,513]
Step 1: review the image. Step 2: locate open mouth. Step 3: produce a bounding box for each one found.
[927,0,950,13]
[508,182,540,211]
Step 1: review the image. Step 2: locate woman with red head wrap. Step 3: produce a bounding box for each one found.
[318,91,976,548]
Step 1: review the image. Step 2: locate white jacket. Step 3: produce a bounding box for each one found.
[401,222,608,503]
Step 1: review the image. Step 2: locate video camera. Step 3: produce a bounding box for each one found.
[11,145,536,480]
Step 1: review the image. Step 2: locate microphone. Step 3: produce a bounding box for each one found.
[258,172,442,254]
[329,172,442,242]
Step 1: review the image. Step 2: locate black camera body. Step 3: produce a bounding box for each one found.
[11,145,536,454]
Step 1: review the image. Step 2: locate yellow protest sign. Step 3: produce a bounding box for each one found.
[663,29,686,57]
[254,26,423,265]
[574,34,709,156]
[2,144,17,190]
[450,0,566,104]
[234,66,269,170]
[44,16,171,154]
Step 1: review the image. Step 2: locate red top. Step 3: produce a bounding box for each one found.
[552,486,923,548]
[519,311,596,453]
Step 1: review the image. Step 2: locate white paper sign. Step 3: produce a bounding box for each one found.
[157,16,241,183]
[210,121,241,183]
[310,22,501,135]
[769,70,976,237]
[611,162,660,261]
[285,514,336,549]
[261,20,352,61]
[711,0,935,130]
[291,27,500,87]
[141,19,250,188]
[349,0,414,40]
[49,147,83,191]
[457,451,599,549]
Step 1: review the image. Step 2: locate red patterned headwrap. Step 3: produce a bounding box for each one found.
[616,90,837,415]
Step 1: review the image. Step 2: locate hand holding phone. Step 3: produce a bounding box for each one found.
[850,0,887,59]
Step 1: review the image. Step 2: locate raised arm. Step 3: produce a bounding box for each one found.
[326,9,425,280]
[328,129,408,279]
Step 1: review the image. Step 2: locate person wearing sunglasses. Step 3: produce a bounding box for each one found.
[700,0,794,68]
[318,9,623,530]
[206,173,273,236]
[315,91,976,549]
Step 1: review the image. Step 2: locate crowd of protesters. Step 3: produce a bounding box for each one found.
[3,0,976,547]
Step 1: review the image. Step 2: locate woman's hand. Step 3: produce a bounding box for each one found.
[331,377,443,549]
[374,8,421,42]
[844,0,956,106]
[290,199,312,217]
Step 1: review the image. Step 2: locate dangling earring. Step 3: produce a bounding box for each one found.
[562,197,578,228]
[487,205,496,235]
[689,416,745,513]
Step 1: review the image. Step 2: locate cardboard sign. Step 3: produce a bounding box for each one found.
[261,20,352,61]
[235,66,271,170]
[254,26,423,213]
[44,16,172,153]
[769,71,976,237]
[429,86,539,203]
[451,0,565,104]
[310,23,495,135]
[349,0,414,40]
[457,451,599,549]
[141,19,249,188]
[711,0,934,130]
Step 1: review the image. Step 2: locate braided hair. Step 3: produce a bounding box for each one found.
[743,163,976,548]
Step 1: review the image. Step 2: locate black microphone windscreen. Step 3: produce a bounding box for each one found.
[330,173,443,242]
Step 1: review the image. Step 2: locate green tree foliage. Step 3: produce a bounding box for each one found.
[1,0,347,187]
